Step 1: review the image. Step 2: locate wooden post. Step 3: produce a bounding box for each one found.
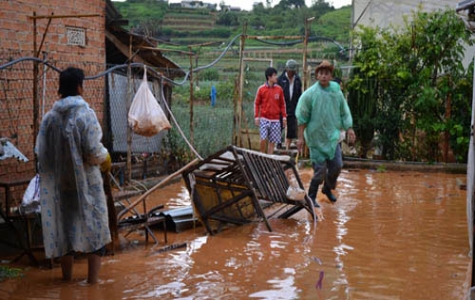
[126,36,133,184]
[104,173,118,254]
[235,23,247,147]
[302,17,314,91]
[32,12,39,169]
[29,13,101,164]
[189,46,194,147]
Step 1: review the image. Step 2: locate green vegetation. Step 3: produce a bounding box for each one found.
[347,9,474,162]
[0,266,23,282]
[113,1,168,29]
[112,0,351,44]
[164,105,234,162]
[112,1,473,164]
[314,8,352,42]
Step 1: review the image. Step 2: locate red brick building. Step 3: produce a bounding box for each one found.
[0,0,182,201]
[1,0,108,176]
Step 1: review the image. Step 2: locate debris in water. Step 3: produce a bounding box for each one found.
[303,236,312,244]
[316,271,324,289]
[149,242,187,255]
[311,256,322,265]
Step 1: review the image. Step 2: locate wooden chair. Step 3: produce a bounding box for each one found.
[181,145,316,235]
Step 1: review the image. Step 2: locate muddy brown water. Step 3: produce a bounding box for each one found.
[0,168,471,299]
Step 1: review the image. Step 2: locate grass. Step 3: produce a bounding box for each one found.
[168,105,234,158]
[0,266,23,282]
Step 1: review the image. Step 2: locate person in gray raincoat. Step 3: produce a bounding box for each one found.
[36,67,111,284]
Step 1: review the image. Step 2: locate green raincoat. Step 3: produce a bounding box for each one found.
[296,81,353,164]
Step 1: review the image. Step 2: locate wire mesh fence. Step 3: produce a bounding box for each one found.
[164,36,339,160]
[0,35,349,186]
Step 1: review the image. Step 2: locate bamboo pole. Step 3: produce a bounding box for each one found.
[126,36,133,184]
[189,46,194,147]
[139,46,193,55]
[235,23,247,147]
[28,13,101,19]
[36,15,52,57]
[239,58,273,62]
[301,17,315,158]
[302,17,315,91]
[117,158,200,220]
[246,35,302,40]
[30,12,101,170]
[33,12,38,169]
[186,41,222,48]
[240,58,272,149]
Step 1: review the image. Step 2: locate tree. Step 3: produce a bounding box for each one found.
[216,11,240,26]
[276,0,305,9]
[289,0,305,8]
[252,2,266,13]
[219,0,226,11]
[348,9,474,162]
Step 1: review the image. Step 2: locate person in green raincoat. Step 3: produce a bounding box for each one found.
[295,60,356,207]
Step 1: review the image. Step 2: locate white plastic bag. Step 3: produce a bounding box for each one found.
[21,174,41,214]
[338,129,346,143]
[286,185,306,201]
[128,67,171,137]
[285,172,306,201]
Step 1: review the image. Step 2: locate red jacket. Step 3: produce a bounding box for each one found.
[254,83,287,121]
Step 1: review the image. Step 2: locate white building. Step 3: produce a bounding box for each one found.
[352,0,457,29]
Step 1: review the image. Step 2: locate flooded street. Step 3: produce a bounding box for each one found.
[0,168,471,299]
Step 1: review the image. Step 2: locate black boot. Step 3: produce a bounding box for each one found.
[322,186,337,203]
[308,184,320,207]
[312,199,320,208]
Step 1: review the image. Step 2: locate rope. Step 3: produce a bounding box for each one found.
[159,77,203,161]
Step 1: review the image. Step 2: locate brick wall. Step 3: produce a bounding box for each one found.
[0,0,107,180]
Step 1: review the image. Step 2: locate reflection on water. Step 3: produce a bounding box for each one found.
[167,185,192,208]
[0,169,471,299]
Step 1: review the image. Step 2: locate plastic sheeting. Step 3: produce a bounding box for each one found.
[0,139,28,162]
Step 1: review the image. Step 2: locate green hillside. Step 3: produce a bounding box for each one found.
[314,7,352,42]
[112,0,351,45]
[112,0,169,28]
[162,11,217,32]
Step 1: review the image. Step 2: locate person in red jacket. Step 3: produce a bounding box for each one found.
[254,67,287,154]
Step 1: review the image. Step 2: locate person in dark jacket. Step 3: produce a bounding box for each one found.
[277,59,302,150]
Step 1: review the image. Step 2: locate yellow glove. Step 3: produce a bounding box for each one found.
[100,152,112,173]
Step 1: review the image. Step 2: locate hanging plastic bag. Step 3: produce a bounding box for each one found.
[128,66,171,137]
[21,174,41,214]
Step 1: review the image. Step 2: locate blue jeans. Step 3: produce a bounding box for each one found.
[308,144,343,202]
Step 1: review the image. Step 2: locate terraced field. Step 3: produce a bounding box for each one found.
[162,10,217,32]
